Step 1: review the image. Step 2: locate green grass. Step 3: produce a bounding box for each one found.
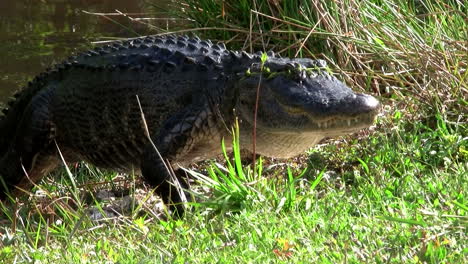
[1,0,467,263]
[0,114,465,263]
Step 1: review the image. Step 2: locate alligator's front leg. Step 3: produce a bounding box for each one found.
[140,105,225,217]
[140,146,190,217]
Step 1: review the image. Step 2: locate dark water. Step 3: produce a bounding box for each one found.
[0,0,172,106]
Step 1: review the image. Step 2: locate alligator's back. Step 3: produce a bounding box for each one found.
[50,37,229,169]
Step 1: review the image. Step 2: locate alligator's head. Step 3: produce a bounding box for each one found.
[234,58,380,158]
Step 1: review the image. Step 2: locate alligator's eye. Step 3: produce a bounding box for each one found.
[286,107,303,114]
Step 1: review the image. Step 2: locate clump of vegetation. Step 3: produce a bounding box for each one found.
[176,0,466,118]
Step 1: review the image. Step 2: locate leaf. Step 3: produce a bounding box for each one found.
[377,215,427,227]
[373,37,386,48]
[261,52,268,64]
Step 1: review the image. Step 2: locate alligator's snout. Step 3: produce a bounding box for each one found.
[350,93,380,116]
[309,93,380,133]
[358,94,380,110]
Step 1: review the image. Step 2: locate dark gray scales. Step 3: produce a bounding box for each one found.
[0,35,380,215]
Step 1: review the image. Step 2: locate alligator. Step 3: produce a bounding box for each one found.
[0,35,380,215]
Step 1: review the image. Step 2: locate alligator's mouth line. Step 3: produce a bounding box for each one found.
[309,114,377,130]
[277,101,377,131]
[314,116,364,129]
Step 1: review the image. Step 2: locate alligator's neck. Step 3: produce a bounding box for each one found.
[220,50,263,75]
[238,122,325,159]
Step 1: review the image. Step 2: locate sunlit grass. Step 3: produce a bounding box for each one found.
[1,0,467,263]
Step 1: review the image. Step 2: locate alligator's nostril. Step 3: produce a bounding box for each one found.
[366,96,380,109]
[359,94,380,111]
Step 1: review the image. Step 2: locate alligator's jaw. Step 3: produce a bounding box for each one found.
[238,128,325,158]
[238,93,379,158]
[239,121,376,159]
[309,94,380,135]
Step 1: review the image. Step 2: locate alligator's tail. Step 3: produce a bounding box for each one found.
[0,79,43,198]
[1,66,66,199]
[0,71,54,157]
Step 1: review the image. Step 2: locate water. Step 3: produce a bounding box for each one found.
[0,0,172,106]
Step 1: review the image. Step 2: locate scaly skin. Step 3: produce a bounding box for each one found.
[0,35,380,215]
